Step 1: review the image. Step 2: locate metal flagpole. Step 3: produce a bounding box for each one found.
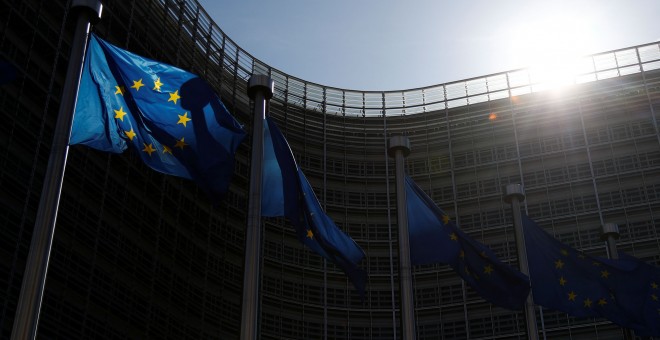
[388,136,417,340]
[11,1,102,339]
[601,223,634,340]
[601,223,620,260]
[240,75,274,340]
[503,184,540,340]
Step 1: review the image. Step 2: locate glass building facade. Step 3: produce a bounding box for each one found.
[1,0,660,338]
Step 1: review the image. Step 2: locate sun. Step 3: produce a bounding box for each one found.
[508,11,593,91]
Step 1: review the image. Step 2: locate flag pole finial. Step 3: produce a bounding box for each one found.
[71,0,103,23]
[504,183,525,203]
[388,135,411,158]
[601,223,620,241]
[247,74,274,100]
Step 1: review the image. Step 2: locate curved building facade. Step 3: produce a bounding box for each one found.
[2,0,660,339]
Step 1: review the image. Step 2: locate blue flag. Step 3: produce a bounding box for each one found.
[71,35,246,201]
[405,176,530,310]
[262,117,367,296]
[523,215,660,336]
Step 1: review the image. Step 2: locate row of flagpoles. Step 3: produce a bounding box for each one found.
[11,2,660,339]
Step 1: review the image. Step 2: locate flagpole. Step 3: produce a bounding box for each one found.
[601,223,635,340]
[601,223,620,260]
[11,1,102,339]
[388,136,417,340]
[240,74,274,340]
[503,184,539,340]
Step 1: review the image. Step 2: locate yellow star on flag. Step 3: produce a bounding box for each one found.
[601,270,610,278]
[554,259,565,269]
[153,77,163,91]
[115,85,125,96]
[125,128,136,141]
[560,249,569,256]
[174,137,187,150]
[652,282,658,289]
[583,298,593,308]
[131,79,144,91]
[168,90,181,104]
[568,291,577,301]
[483,265,493,274]
[306,229,314,239]
[559,276,567,286]
[652,294,658,301]
[449,233,458,241]
[142,143,156,156]
[162,145,172,154]
[442,214,449,224]
[598,298,607,306]
[177,112,191,127]
[114,107,127,121]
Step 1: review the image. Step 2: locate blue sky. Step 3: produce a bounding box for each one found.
[197,0,660,91]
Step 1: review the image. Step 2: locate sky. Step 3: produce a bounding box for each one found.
[197,0,660,91]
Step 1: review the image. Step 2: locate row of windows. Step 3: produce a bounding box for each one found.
[306,167,640,211]
[294,136,659,196]
[286,110,656,178]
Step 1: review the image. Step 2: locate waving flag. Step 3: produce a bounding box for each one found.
[71,35,246,201]
[406,176,530,310]
[523,215,660,336]
[262,117,367,295]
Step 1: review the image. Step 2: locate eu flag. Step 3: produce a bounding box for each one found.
[262,117,367,296]
[406,176,530,310]
[523,215,660,336]
[70,35,246,201]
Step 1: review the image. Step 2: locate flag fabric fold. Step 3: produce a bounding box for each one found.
[261,117,367,295]
[405,176,530,310]
[71,34,246,201]
[522,215,660,336]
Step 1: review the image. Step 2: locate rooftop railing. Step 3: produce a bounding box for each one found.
[171,0,660,117]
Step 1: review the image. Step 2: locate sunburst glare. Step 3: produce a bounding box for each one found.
[508,11,593,91]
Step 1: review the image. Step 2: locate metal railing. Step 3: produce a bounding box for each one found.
[167,0,660,118]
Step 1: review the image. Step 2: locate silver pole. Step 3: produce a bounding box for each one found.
[601,223,620,260]
[240,75,274,340]
[388,136,416,340]
[11,1,102,339]
[503,184,539,340]
[600,223,634,340]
